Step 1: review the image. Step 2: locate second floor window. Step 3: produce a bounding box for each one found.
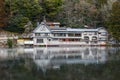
[35,33,40,36]
[37,39,43,43]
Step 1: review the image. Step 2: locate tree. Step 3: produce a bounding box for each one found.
[58,0,116,28]
[87,0,109,27]
[7,39,13,48]
[5,0,42,19]
[4,0,63,33]
[5,0,42,33]
[107,1,120,42]
[40,0,64,21]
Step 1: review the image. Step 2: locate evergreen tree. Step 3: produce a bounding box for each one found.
[5,0,42,33]
[4,0,63,33]
[40,0,64,21]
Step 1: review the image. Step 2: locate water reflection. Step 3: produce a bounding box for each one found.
[33,47,107,70]
[1,47,120,80]
[0,47,120,70]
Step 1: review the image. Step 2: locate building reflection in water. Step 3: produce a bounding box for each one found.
[0,47,119,70]
[32,47,108,70]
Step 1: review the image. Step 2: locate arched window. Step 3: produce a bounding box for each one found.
[84,36,89,40]
[92,36,97,40]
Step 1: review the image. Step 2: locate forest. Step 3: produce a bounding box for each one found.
[0,0,120,41]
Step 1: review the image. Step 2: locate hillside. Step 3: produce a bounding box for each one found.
[0,0,116,29]
[0,0,119,41]
[57,0,117,28]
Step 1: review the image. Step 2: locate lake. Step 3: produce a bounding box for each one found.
[0,47,120,80]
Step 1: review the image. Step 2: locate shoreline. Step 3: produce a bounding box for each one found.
[0,44,120,48]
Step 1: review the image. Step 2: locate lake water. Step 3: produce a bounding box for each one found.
[0,47,120,80]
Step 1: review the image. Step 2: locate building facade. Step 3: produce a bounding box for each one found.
[32,21,108,46]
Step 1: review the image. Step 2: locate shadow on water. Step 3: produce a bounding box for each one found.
[0,47,120,80]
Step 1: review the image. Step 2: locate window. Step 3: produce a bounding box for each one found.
[45,33,48,36]
[75,33,81,37]
[53,34,56,36]
[68,33,74,36]
[59,33,63,36]
[37,39,43,43]
[53,38,58,41]
[58,33,66,36]
[54,33,66,37]
[94,32,97,35]
[92,36,97,40]
[63,33,66,36]
[35,33,40,36]
[101,32,107,36]
[49,39,51,41]
[62,39,65,41]
[84,36,89,40]
[99,38,107,41]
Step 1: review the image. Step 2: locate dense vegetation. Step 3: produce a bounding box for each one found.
[0,0,120,41]
[2,0,63,33]
[107,1,120,42]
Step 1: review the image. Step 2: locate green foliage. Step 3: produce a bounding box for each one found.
[40,0,64,20]
[3,0,118,35]
[4,25,25,33]
[57,0,108,28]
[5,0,42,19]
[4,0,64,33]
[87,0,107,7]
[11,15,30,28]
[5,0,42,33]
[7,39,13,48]
[96,0,108,8]
[4,15,30,33]
[107,1,120,42]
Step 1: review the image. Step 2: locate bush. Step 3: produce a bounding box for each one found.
[7,39,13,48]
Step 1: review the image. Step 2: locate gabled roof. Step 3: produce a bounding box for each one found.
[33,21,106,33]
[33,22,51,33]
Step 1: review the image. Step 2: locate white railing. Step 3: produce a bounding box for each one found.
[47,41,86,45]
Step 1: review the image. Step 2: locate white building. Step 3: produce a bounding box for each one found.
[32,21,108,46]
